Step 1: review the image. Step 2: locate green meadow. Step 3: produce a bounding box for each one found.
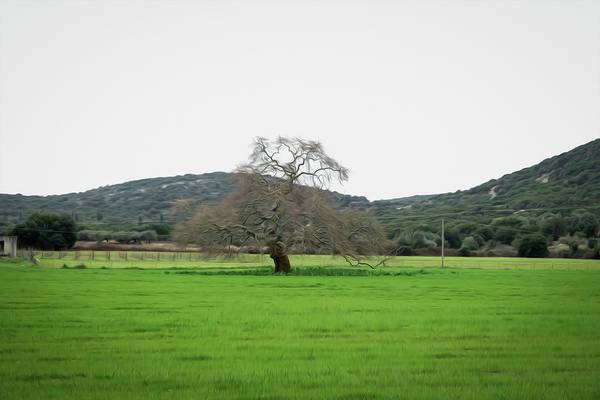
[1,257,600,399]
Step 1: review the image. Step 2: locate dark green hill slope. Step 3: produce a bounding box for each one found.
[0,172,369,230]
[374,139,600,221]
[372,138,600,253]
[0,172,235,227]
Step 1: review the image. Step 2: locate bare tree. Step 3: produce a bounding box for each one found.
[174,136,387,273]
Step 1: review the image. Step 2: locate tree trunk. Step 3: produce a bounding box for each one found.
[271,253,292,273]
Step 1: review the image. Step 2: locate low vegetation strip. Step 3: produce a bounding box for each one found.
[1,259,599,399]
[167,267,430,276]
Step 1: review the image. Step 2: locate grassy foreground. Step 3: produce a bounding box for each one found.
[1,258,600,399]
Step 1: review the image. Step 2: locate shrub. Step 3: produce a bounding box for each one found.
[559,235,586,255]
[9,212,77,250]
[412,231,438,249]
[472,234,485,247]
[139,230,158,243]
[145,223,171,236]
[557,244,571,258]
[494,227,518,245]
[443,229,461,248]
[62,263,87,269]
[474,226,494,241]
[457,246,471,257]
[566,211,599,237]
[517,234,548,258]
[461,236,479,251]
[454,222,478,236]
[394,230,438,249]
[539,214,566,240]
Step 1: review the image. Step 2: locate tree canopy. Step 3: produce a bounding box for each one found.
[174,137,387,272]
[10,212,77,250]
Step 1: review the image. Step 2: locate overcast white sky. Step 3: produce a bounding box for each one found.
[1,0,599,200]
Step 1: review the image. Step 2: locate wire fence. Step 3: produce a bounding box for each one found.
[17,249,264,263]
[14,249,600,270]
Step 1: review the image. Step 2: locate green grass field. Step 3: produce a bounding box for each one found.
[1,257,600,399]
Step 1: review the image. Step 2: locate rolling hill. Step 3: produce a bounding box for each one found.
[1,139,599,253]
[0,172,369,229]
[372,138,600,232]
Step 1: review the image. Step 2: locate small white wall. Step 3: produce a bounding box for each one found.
[0,236,17,258]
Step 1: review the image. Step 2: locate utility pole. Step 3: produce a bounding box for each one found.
[441,218,445,268]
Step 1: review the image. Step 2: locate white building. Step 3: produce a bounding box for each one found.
[0,236,17,258]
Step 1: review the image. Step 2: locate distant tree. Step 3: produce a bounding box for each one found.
[559,235,586,256]
[174,137,387,273]
[10,212,77,250]
[539,214,566,240]
[517,234,548,258]
[98,231,111,242]
[394,230,437,250]
[443,228,461,248]
[457,245,471,257]
[457,236,479,257]
[461,236,479,251]
[454,222,478,237]
[494,227,518,245]
[112,231,131,243]
[96,212,103,221]
[492,216,527,228]
[146,223,171,236]
[0,223,13,235]
[77,230,94,241]
[566,211,599,237]
[474,226,494,242]
[411,231,438,249]
[139,230,158,243]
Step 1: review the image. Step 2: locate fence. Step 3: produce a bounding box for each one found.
[17,249,266,264]
[15,249,600,270]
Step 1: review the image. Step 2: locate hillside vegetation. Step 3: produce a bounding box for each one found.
[373,139,600,257]
[0,172,235,227]
[0,172,368,228]
[1,139,599,257]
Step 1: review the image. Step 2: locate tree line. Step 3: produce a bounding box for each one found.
[390,210,600,258]
[5,213,167,250]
